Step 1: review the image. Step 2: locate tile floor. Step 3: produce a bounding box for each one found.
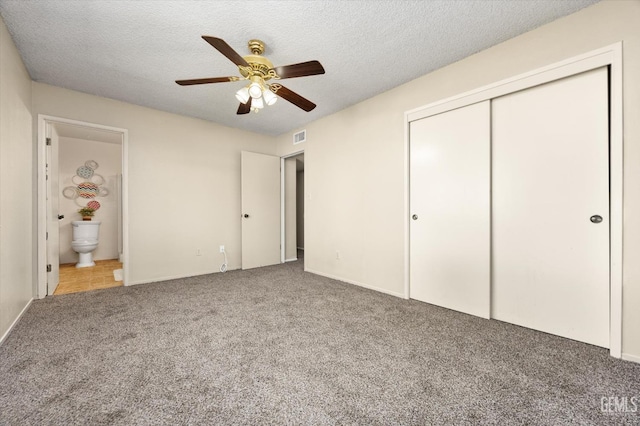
[54,259,123,295]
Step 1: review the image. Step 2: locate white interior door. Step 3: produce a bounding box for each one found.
[46,125,60,295]
[241,151,281,270]
[410,101,491,318]
[491,67,609,347]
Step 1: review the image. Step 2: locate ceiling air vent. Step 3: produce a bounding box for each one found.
[293,130,306,145]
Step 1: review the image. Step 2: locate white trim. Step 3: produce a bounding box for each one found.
[608,44,624,359]
[403,110,411,300]
[285,258,298,262]
[127,269,238,286]
[37,118,47,297]
[0,299,32,345]
[37,115,130,297]
[406,43,621,122]
[621,353,640,365]
[280,149,304,265]
[306,269,405,299]
[122,129,130,287]
[280,157,285,264]
[404,43,623,358]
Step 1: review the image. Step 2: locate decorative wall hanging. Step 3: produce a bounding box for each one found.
[77,182,99,198]
[86,200,101,210]
[62,160,108,209]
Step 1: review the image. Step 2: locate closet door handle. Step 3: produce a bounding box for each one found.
[412,214,418,220]
[58,215,65,220]
[243,214,250,219]
[590,215,603,224]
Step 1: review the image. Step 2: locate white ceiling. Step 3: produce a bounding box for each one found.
[0,0,599,136]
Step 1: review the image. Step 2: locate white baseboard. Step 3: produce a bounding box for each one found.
[285,258,298,262]
[0,298,33,346]
[305,269,405,299]
[621,353,640,364]
[127,268,239,286]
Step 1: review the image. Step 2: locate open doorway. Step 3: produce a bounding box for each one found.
[38,115,129,298]
[296,157,304,260]
[281,152,304,264]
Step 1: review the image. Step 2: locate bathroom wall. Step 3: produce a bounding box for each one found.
[58,137,121,264]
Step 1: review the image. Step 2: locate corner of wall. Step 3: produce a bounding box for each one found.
[0,13,35,342]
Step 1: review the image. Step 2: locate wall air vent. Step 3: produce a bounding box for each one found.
[293,129,306,145]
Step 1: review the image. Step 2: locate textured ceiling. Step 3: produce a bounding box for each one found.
[0,0,599,136]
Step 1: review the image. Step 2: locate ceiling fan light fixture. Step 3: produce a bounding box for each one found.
[248,82,263,99]
[263,88,277,106]
[252,96,264,109]
[176,36,323,115]
[235,87,250,104]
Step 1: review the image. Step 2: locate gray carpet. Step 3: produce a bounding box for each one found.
[1,260,639,425]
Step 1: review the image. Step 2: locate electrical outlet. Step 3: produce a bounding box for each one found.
[196,249,202,256]
[220,245,225,253]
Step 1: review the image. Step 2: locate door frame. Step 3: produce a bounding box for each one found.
[280,149,304,265]
[403,43,623,358]
[37,115,130,297]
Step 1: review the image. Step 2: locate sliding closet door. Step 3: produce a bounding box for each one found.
[492,68,609,347]
[410,101,490,318]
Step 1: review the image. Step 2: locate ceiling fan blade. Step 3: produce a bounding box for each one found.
[237,98,252,115]
[175,76,240,86]
[202,36,249,67]
[272,60,325,79]
[270,84,316,112]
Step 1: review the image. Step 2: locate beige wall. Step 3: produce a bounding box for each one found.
[0,16,33,340]
[59,137,122,264]
[276,0,640,359]
[32,83,277,285]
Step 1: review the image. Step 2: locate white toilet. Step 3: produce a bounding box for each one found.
[71,221,101,268]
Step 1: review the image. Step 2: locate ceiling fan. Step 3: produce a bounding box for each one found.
[176,36,325,114]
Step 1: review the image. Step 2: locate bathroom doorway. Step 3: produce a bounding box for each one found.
[37,115,129,298]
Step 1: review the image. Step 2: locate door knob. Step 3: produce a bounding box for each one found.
[58,215,64,220]
[243,214,250,218]
[590,215,603,224]
[412,214,418,220]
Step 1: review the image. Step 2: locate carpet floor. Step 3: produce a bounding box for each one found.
[1,261,639,425]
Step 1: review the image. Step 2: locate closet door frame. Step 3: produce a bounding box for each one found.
[403,43,623,358]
